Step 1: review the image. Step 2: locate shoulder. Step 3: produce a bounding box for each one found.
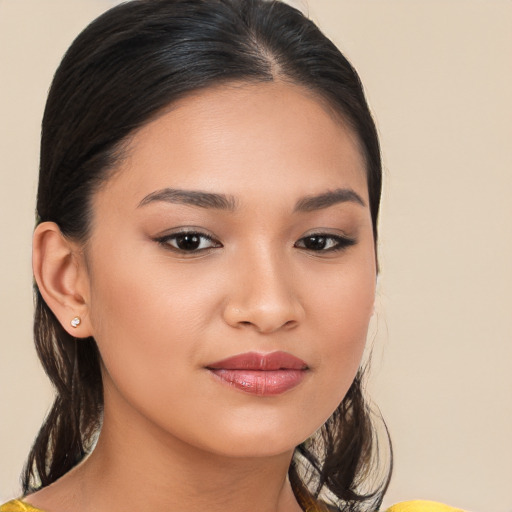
[0,499,46,512]
[384,500,466,512]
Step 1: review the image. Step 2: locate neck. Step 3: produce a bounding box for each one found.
[56,394,303,512]
[85,435,299,512]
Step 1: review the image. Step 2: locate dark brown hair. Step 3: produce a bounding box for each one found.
[23,1,391,510]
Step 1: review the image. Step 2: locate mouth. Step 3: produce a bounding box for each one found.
[205,351,308,396]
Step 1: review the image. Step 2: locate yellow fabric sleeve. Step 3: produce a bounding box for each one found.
[385,500,466,512]
[0,500,46,512]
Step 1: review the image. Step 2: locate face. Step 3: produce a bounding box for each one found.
[82,81,376,458]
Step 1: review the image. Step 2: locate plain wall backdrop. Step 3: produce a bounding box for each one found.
[0,1,511,511]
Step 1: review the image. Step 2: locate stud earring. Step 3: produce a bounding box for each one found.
[71,316,81,328]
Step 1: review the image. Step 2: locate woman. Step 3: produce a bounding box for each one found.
[1,1,462,511]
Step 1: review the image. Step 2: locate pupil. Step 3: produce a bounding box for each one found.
[177,234,201,250]
[305,236,326,250]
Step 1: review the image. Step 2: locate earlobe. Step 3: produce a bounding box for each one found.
[33,222,92,338]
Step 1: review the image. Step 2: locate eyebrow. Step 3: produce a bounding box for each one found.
[138,188,237,211]
[137,187,365,212]
[294,188,366,212]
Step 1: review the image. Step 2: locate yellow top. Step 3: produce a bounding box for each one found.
[386,501,465,512]
[0,498,465,512]
[1,502,40,512]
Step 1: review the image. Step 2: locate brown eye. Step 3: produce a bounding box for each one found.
[174,234,202,251]
[295,234,356,252]
[302,235,328,250]
[157,231,221,252]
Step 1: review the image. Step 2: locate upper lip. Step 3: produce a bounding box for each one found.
[206,351,308,371]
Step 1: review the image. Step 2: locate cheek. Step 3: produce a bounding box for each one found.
[85,248,220,445]
[310,245,375,338]
[305,252,375,410]
[85,242,210,388]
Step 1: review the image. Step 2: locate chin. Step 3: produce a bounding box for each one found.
[205,436,300,459]
[185,416,320,460]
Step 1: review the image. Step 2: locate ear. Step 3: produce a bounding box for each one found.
[33,222,92,338]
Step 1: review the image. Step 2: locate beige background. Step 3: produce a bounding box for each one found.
[0,1,511,510]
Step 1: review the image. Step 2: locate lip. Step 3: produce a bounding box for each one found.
[206,351,308,396]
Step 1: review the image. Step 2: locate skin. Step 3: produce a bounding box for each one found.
[30,81,376,512]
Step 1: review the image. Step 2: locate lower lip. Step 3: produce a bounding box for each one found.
[208,369,306,396]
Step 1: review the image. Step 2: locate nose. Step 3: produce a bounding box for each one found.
[222,251,304,334]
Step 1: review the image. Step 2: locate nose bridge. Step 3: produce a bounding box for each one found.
[223,242,303,333]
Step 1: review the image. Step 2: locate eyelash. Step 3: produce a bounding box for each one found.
[155,231,356,254]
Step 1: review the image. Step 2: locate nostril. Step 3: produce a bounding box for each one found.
[223,301,304,333]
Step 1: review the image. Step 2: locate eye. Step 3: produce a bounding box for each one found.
[295,233,356,252]
[156,231,222,253]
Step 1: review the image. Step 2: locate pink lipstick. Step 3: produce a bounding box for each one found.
[206,351,308,396]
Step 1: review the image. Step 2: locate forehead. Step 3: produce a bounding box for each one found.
[99,81,368,208]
